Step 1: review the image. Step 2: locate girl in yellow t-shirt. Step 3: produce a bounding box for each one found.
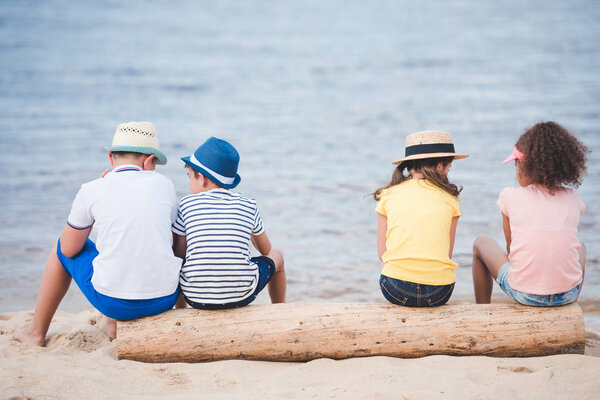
[373,131,468,307]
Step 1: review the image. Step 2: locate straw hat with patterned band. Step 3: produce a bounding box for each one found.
[392,130,469,165]
[181,137,241,189]
[104,121,167,165]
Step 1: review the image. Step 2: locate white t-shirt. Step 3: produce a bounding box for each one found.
[67,164,181,299]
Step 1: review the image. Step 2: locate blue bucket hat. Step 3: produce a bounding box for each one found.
[181,137,241,189]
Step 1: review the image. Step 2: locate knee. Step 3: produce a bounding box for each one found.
[269,249,284,272]
[473,235,493,252]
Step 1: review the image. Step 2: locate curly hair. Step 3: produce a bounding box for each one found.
[515,121,590,194]
[372,156,461,200]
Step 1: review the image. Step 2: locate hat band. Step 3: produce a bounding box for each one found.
[189,154,235,185]
[405,143,455,157]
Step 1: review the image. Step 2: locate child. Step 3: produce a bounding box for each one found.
[172,137,286,309]
[15,122,182,345]
[374,131,468,307]
[472,121,589,306]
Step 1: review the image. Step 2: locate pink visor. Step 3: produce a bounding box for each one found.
[503,146,526,164]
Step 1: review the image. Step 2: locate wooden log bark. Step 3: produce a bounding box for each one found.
[117,303,585,363]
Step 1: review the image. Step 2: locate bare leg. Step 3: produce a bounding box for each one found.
[14,242,72,346]
[267,249,286,303]
[472,236,509,304]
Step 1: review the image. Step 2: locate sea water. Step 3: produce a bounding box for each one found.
[1,1,599,328]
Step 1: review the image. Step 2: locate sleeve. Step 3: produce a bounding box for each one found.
[576,190,586,215]
[450,196,461,218]
[375,192,387,216]
[66,184,94,230]
[171,200,186,236]
[252,206,265,235]
[496,187,511,216]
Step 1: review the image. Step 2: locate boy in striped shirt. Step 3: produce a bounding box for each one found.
[172,137,286,309]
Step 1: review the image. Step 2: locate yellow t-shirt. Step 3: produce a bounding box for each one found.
[375,179,461,285]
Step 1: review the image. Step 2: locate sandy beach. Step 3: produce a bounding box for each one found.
[2,308,600,400]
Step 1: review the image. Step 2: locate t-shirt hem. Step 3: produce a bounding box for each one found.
[507,274,583,296]
[381,266,456,286]
[93,285,179,300]
[181,281,258,304]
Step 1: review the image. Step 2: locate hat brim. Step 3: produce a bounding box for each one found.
[105,145,167,165]
[502,154,517,164]
[392,153,469,165]
[181,156,241,189]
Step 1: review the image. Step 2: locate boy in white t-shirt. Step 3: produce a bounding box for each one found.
[15,122,181,345]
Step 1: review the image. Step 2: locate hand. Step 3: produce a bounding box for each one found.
[100,169,109,178]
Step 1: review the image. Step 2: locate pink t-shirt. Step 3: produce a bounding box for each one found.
[497,185,585,295]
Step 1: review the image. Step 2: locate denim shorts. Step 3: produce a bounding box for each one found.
[57,239,179,320]
[496,263,581,307]
[184,256,276,310]
[379,275,455,307]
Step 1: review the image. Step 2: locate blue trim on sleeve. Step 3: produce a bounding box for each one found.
[67,221,93,230]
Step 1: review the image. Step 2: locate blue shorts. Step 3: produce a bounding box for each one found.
[379,275,454,307]
[496,263,581,307]
[57,239,179,320]
[184,256,276,310]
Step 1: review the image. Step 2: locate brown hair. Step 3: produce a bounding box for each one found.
[372,156,461,201]
[515,121,590,194]
[184,164,201,179]
[111,151,144,160]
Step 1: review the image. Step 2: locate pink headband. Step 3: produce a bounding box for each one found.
[503,146,526,164]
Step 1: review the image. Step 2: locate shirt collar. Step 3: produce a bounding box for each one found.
[113,164,143,173]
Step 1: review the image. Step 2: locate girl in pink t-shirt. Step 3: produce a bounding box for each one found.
[472,121,589,306]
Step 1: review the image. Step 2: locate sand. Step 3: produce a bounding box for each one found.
[1,309,600,400]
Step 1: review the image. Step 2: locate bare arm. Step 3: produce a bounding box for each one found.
[59,225,92,258]
[173,233,187,260]
[502,213,511,254]
[252,232,272,256]
[377,213,387,262]
[448,216,459,259]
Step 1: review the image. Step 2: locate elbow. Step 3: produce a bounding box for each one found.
[60,246,79,258]
[58,238,86,258]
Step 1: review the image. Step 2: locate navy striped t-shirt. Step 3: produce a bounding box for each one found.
[172,188,265,304]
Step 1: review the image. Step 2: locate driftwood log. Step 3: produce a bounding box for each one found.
[117,303,585,363]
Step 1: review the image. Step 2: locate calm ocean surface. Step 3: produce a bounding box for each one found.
[1,1,599,327]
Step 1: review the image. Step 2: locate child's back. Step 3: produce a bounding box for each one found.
[73,166,180,298]
[173,188,264,305]
[377,179,459,285]
[498,185,584,295]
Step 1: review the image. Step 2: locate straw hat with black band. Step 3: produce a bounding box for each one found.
[392,130,469,165]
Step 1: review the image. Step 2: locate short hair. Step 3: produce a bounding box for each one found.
[185,164,201,178]
[111,151,144,160]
